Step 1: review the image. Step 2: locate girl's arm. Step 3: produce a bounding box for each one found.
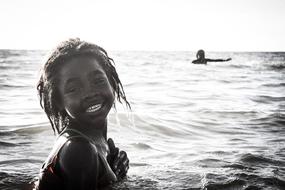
[206,58,232,62]
[58,138,99,190]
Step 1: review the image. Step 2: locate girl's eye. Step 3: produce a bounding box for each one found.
[91,78,106,85]
[97,79,105,84]
[65,87,77,94]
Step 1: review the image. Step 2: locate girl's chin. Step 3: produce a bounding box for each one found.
[79,115,108,127]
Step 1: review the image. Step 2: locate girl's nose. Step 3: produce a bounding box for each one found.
[82,91,99,103]
[82,81,101,99]
[81,81,93,98]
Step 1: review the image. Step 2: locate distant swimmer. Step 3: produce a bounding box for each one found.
[192,49,232,64]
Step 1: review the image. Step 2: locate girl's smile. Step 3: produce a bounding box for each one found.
[57,55,115,127]
[86,104,102,113]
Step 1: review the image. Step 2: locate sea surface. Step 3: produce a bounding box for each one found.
[0,50,284,190]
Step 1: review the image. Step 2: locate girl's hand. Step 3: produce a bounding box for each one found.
[107,138,129,180]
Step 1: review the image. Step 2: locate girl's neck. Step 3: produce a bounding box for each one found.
[68,119,108,141]
[66,119,109,156]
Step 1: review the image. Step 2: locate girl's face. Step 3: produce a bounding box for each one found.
[57,56,115,127]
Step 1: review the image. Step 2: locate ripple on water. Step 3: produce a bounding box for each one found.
[131,142,153,150]
[234,173,285,190]
[0,172,35,190]
[0,141,18,147]
[204,178,246,190]
[239,153,282,166]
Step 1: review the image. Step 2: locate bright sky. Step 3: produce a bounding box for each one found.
[0,0,284,51]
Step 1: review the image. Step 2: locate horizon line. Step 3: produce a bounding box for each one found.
[0,48,284,53]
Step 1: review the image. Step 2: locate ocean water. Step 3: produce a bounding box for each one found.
[0,50,284,190]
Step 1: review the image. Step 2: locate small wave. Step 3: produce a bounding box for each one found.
[218,79,231,84]
[223,163,252,170]
[11,125,49,134]
[0,84,29,88]
[0,130,13,136]
[235,173,285,190]
[0,50,24,57]
[131,142,153,150]
[205,172,285,190]
[261,82,285,88]
[204,179,246,190]
[0,65,21,70]
[0,158,42,166]
[229,64,252,69]
[0,141,18,147]
[207,110,258,115]
[130,162,150,167]
[197,158,229,168]
[230,138,247,142]
[111,175,159,190]
[142,61,154,66]
[261,177,285,189]
[0,171,35,190]
[0,123,50,136]
[239,153,282,166]
[250,113,285,129]
[268,138,285,143]
[267,63,285,70]
[251,95,285,104]
[131,114,198,138]
[211,151,231,156]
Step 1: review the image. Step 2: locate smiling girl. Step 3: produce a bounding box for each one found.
[34,38,130,190]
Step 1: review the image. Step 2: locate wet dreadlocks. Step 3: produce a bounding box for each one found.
[37,38,130,134]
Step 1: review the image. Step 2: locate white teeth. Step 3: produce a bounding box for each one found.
[86,104,102,113]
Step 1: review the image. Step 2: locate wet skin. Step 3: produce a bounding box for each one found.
[55,56,129,189]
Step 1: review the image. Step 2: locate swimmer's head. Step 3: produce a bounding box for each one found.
[37,38,130,134]
[196,49,205,59]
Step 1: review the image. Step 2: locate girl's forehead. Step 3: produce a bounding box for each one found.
[58,56,106,77]
[66,56,103,69]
